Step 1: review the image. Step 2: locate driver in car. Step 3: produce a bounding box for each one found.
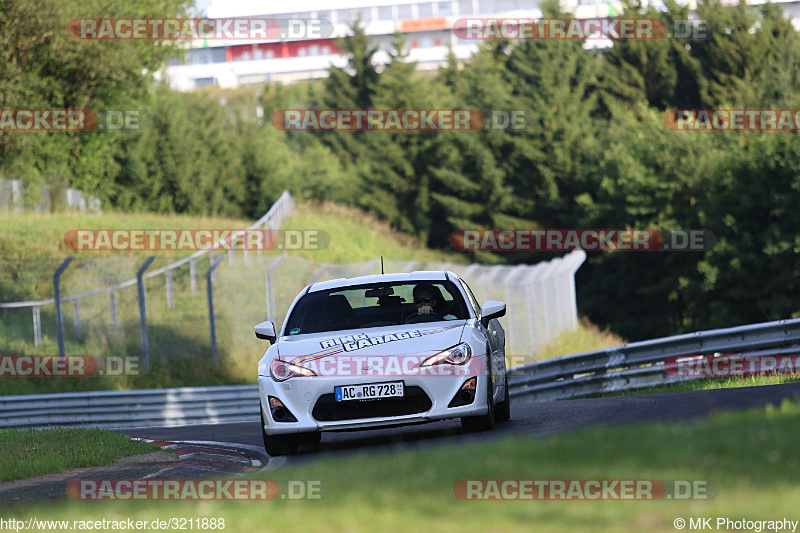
[412,284,457,320]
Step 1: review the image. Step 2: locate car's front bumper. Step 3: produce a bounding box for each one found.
[258,367,489,435]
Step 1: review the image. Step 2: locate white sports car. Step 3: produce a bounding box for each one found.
[255,270,510,455]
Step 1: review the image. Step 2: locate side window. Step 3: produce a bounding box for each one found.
[459,279,480,319]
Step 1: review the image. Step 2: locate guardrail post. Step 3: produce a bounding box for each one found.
[206,256,225,368]
[209,250,216,283]
[190,259,197,292]
[53,257,73,358]
[165,271,173,309]
[260,217,270,256]
[265,254,286,318]
[32,307,42,347]
[137,256,156,372]
[110,292,117,326]
[73,301,82,340]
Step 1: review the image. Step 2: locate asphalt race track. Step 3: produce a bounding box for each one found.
[120,382,800,467]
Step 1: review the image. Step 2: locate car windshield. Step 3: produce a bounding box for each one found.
[283,280,470,335]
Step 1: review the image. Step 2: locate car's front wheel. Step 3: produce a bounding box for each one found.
[494,374,511,422]
[261,409,299,456]
[461,376,496,432]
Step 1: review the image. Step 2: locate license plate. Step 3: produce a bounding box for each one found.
[335,381,404,402]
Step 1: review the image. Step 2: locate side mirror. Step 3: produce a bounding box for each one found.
[255,321,277,344]
[480,301,506,328]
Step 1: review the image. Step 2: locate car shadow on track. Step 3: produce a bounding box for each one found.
[288,418,516,459]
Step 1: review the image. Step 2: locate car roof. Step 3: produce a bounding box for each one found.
[308,271,451,292]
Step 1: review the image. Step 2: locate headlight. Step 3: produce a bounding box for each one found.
[270,359,317,381]
[421,343,472,367]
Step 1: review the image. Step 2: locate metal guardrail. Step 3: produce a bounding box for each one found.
[0,385,260,430]
[509,317,800,402]
[4,317,800,429]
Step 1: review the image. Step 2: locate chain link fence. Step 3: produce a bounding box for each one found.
[235,252,586,358]
[0,191,295,370]
[0,191,585,376]
[0,178,100,212]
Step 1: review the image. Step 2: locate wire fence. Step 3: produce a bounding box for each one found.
[0,192,585,373]
[0,178,101,212]
[240,252,586,357]
[0,191,295,370]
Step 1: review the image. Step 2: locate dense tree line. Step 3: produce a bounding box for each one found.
[2,0,799,339]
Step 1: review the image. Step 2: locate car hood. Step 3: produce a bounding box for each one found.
[276,322,466,361]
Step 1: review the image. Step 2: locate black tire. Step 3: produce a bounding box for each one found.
[298,431,322,445]
[494,374,511,422]
[261,409,299,456]
[461,375,496,432]
[264,433,299,456]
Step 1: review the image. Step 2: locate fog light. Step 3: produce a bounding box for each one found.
[268,396,297,422]
[448,377,477,408]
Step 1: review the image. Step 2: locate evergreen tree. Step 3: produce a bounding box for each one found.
[357,33,437,240]
[318,19,380,166]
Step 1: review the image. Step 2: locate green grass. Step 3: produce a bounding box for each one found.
[10,400,800,531]
[605,373,800,397]
[0,428,161,483]
[0,210,253,260]
[281,201,461,264]
[504,320,624,368]
[0,200,460,264]
[524,319,625,366]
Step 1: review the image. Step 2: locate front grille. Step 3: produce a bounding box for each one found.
[312,386,432,422]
